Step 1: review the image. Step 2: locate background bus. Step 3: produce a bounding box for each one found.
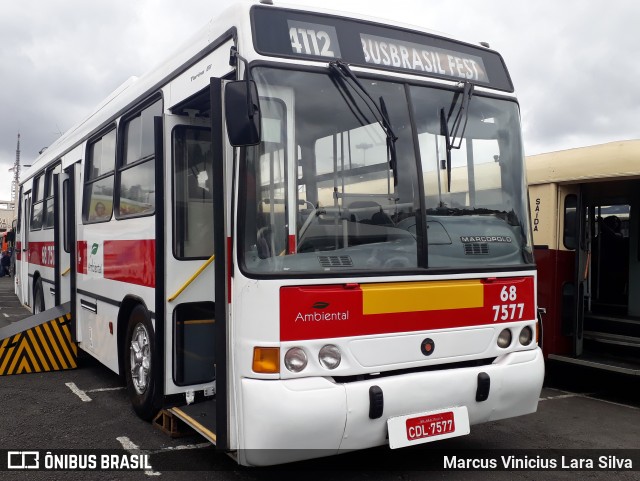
[527,140,640,375]
[15,0,543,466]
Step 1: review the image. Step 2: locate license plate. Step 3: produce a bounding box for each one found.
[387,406,470,449]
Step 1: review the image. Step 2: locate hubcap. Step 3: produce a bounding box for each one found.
[129,323,151,395]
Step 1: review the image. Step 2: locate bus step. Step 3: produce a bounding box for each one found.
[549,353,640,376]
[153,409,195,438]
[584,314,640,338]
[583,330,640,348]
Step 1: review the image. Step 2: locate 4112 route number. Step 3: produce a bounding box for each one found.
[289,27,335,57]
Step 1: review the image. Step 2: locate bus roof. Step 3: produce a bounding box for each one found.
[22,0,509,183]
[526,139,640,186]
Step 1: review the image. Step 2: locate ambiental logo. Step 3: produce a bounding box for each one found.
[88,241,103,276]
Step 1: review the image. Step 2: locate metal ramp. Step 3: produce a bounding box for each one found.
[0,302,76,375]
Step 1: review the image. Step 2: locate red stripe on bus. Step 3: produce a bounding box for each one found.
[77,241,87,274]
[16,242,22,261]
[104,239,155,288]
[27,241,56,268]
[280,277,535,341]
[76,239,154,287]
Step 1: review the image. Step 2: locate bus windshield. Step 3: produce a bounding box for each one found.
[240,66,533,275]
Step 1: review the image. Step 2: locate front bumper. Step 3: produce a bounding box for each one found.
[238,347,544,466]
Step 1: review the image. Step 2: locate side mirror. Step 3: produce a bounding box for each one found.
[225,80,261,147]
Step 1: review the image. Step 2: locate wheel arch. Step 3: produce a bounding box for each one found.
[31,270,44,313]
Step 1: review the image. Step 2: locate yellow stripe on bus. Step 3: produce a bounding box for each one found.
[178,319,215,325]
[361,279,484,315]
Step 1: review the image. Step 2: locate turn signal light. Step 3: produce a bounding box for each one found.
[252,347,280,373]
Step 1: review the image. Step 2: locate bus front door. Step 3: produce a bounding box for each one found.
[18,192,31,307]
[560,184,588,357]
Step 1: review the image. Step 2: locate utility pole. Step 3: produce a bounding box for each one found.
[10,133,20,204]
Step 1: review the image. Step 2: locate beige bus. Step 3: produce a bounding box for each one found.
[527,140,640,375]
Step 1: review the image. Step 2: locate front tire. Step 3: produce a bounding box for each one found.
[124,305,159,421]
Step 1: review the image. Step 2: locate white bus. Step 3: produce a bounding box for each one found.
[15,0,543,466]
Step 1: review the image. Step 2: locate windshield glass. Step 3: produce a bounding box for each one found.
[239,66,533,275]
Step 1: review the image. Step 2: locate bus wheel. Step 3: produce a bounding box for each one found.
[124,305,158,421]
[33,278,45,314]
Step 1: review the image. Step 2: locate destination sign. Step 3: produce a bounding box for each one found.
[360,34,488,83]
[252,6,513,91]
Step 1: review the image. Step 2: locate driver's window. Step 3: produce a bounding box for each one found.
[253,98,288,258]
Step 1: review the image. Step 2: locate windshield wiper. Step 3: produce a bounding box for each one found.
[440,81,474,192]
[329,60,398,185]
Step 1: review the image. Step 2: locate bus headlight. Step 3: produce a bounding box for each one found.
[284,347,308,373]
[318,344,341,370]
[519,326,533,346]
[497,329,512,348]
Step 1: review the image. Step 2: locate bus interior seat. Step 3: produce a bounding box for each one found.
[348,200,393,226]
[257,226,273,259]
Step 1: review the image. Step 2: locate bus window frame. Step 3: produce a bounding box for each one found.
[43,161,62,230]
[62,178,70,254]
[115,95,163,221]
[83,125,117,224]
[30,173,44,231]
[171,124,215,261]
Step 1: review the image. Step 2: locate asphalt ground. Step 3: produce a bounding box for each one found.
[0,276,31,329]
[1,275,639,480]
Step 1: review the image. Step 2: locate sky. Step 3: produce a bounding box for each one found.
[1,0,639,201]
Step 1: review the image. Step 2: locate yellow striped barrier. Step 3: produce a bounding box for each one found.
[0,303,76,375]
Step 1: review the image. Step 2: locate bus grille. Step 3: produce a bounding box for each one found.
[464,243,489,255]
[318,255,353,267]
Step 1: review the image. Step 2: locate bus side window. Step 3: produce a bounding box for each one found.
[117,99,161,218]
[84,128,116,223]
[563,194,577,250]
[30,174,44,231]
